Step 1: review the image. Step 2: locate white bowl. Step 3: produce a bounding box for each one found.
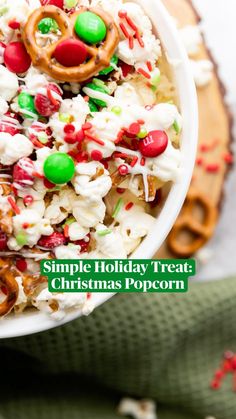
[0,0,198,339]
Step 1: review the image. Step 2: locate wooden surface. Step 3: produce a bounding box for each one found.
[155,0,232,258]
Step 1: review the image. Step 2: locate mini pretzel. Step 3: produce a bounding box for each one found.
[168,188,218,257]
[22,5,119,82]
[0,259,19,316]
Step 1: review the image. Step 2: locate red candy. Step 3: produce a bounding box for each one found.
[16,258,27,272]
[38,232,67,249]
[0,230,7,251]
[118,164,129,175]
[4,42,31,74]
[91,150,103,161]
[54,39,88,67]
[139,130,168,158]
[41,0,64,8]
[35,84,61,117]
[13,158,34,188]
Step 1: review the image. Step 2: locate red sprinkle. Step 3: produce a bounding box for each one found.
[223,152,234,164]
[119,22,129,38]
[196,157,203,166]
[82,122,93,131]
[16,258,27,272]
[76,129,85,143]
[205,163,220,173]
[32,172,44,179]
[137,67,151,79]
[115,129,125,144]
[64,224,69,238]
[116,187,125,194]
[128,35,134,49]
[135,31,145,47]
[8,20,20,30]
[114,152,129,159]
[7,196,20,215]
[118,10,127,18]
[74,151,89,163]
[22,223,29,229]
[140,157,146,166]
[137,119,145,125]
[91,150,103,161]
[23,195,34,206]
[64,133,77,144]
[125,202,134,211]
[210,379,221,390]
[130,156,138,167]
[118,164,129,175]
[128,122,140,135]
[85,132,105,146]
[64,124,75,134]
[125,15,138,32]
[146,61,153,72]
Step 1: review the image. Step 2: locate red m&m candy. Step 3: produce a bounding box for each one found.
[139,130,168,158]
[54,39,88,67]
[4,42,31,74]
[41,0,64,8]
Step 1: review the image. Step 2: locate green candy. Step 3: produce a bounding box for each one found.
[18,92,38,119]
[99,55,118,76]
[16,232,27,247]
[86,82,108,107]
[44,153,75,185]
[38,18,58,34]
[75,11,107,44]
[89,100,99,113]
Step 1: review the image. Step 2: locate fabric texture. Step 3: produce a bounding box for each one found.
[1,277,236,419]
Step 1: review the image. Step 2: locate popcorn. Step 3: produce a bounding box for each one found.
[0,133,33,166]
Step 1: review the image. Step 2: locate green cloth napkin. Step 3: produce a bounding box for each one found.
[1,277,236,419]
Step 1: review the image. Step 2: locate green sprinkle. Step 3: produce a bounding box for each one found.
[97,229,112,237]
[65,0,78,8]
[92,78,110,94]
[63,216,76,228]
[137,127,148,139]
[38,132,48,144]
[89,100,99,113]
[112,198,123,219]
[173,120,180,134]
[59,113,71,123]
[16,232,27,246]
[99,55,118,76]
[111,106,122,116]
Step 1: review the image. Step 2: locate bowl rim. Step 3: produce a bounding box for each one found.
[0,0,198,339]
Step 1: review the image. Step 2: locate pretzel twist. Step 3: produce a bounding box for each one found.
[22,5,119,82]
[168,188,218,257]
[0,259,19,316]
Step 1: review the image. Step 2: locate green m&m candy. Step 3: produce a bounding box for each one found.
[75,11,107,44]
[38,18,58,34]
[44,153,75,185]
[18,92,38,119]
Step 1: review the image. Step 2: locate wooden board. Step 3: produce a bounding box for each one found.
[155,0,233,258]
